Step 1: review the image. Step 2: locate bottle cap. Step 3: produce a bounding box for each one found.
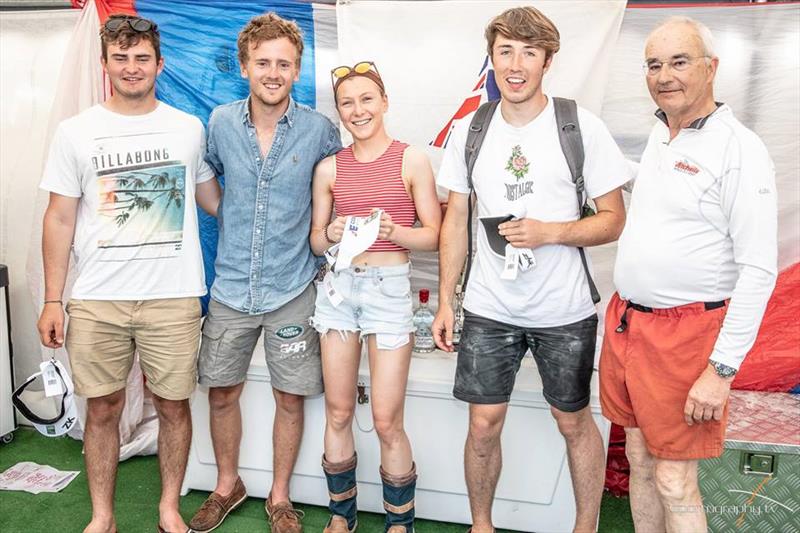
[419,289,430,303]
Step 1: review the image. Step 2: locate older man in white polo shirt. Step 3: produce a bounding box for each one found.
[599,16,778,533]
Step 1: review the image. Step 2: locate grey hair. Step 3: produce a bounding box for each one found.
[648,16,716,58]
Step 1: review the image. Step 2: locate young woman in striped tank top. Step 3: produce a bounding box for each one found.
[309,62,441,533]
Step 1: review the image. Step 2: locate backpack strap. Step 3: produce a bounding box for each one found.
[553,97,601,304]
[465,99,499,189]
[462,100,499,289]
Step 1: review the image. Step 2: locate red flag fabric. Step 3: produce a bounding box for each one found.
[71,0,136,22]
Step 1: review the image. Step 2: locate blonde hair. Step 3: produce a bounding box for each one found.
[237,13,304,65]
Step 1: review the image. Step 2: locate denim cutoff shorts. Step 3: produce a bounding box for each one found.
[310,262,414,346]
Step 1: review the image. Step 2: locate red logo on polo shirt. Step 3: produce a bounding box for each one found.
[674,160,700,175]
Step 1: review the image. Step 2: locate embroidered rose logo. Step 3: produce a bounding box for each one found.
[505,145,530,181]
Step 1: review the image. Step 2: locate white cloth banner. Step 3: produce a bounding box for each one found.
[336,0,627,168]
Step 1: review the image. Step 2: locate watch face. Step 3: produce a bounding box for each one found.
[712,362,736,378]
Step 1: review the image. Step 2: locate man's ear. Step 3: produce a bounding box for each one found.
[543,54,554,74]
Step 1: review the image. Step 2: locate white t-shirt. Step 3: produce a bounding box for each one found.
[615,104,777,368]
[40,103,215,300]
[437,97,633,327]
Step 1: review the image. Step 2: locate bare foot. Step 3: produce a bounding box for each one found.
[159,508,189,533]
[83,517,116,533]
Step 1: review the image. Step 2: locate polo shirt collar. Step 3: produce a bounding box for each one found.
[654,101,724,130]
[242,96,297,128]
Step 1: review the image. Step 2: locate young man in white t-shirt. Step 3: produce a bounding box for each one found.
[36,15,220,533]
[433,7,631,533]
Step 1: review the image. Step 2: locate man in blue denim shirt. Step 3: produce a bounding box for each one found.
[189,14,341,533]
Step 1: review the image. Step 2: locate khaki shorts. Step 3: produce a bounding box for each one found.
[198,282,322,395]
[65,298,201,400]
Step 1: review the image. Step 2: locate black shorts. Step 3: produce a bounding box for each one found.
[454,310,598,412]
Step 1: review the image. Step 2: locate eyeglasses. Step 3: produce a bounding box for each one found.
[104,16,158,33]
[643,56,710,76]
[330,61,380,87]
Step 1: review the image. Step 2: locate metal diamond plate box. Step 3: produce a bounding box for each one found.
[699,390,800,533]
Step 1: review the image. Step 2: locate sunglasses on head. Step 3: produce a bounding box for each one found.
[330,61,380,87]
[104,16,158,33]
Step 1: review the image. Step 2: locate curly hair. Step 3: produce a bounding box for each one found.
[237,13,304,66]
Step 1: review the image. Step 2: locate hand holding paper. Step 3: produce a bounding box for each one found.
[480,205,537,280]
[498,217,554,250]
[325,216,348,244]
[333,209,383,270]
[374,208,396,241]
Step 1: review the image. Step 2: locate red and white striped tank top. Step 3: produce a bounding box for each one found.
[334,140,417,253]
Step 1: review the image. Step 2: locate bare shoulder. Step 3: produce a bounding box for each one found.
[314,154,337,185]
[402,145,433,181]
[403,144,431,167]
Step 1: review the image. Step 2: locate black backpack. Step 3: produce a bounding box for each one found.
[461,97,601,304]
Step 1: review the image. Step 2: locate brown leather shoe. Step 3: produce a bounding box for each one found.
[323,515,357,533]
[265,492,304,533]
[188,477,247,533]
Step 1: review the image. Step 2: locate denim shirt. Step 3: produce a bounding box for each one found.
[206,97,341,314]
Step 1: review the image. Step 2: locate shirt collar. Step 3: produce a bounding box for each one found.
[241,96,297,128]
[654,101,724,130]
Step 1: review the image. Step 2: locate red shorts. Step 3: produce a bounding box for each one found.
[599,293,729,460]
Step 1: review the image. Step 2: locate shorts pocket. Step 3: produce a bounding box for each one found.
[378,275,410,299]
[200,319,226,358]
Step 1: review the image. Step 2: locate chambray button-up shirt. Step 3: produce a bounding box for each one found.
[206,97,341,314]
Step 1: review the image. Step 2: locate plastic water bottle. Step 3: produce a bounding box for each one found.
[413,289,435,353]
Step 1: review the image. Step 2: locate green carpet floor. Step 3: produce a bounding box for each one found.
[0,428,634,532]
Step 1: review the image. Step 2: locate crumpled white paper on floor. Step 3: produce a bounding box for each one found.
[0,461,80,494]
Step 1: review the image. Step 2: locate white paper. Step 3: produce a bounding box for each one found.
[501,245,519,280]
[40,360,64,397]
[0,462,80,494]
[336,210,382,270]
[323,271,344,307]
[324,242,340,266]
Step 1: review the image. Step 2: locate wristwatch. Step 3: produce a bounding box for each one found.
[709,360,737,379]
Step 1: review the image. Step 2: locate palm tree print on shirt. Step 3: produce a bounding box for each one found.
[96,164,186,252]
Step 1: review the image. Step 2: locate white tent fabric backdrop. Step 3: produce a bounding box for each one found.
[0,8,81,382]
[1,1,797,455]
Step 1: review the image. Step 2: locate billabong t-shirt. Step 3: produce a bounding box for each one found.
[40,103,214,300]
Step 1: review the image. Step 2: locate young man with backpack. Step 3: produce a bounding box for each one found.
[432,7,632,532]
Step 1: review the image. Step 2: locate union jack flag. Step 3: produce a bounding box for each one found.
[430,56,500,149]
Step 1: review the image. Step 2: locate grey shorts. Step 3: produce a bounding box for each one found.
[454,310,598,412]
[198,283,323,395]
